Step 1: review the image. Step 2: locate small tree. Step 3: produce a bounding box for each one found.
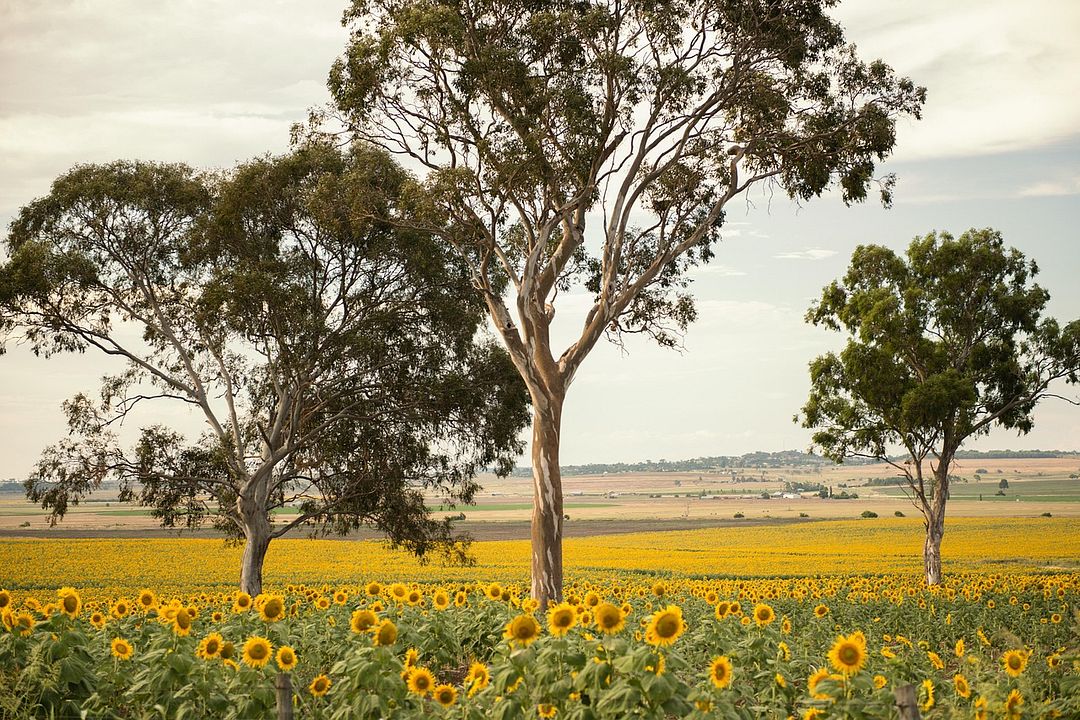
[0,145,529,594]
[998,478,1009,490]
[800,229,1080,584]
[324,0,925,605]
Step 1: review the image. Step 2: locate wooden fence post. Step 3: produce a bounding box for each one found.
[894,683,921,720]
[275,672,294,720]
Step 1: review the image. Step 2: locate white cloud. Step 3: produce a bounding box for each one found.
[834,0,1080,161]
[1018,176,1080,197]
[774,248,838,261]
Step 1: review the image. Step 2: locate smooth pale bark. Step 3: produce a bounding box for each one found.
[919,466,949,586]
[923,515,944,586]
[240,527,271,597]
[529,395,564,609]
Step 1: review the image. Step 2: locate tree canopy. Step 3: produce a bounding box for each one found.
[321,0,926,605]
[800,228,1080,583]
[0,143,530,593]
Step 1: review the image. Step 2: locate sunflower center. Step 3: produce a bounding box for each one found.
[655,614,679,637]
[839,645,859,665]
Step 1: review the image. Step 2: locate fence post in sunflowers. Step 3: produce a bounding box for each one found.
[275,673,293,720]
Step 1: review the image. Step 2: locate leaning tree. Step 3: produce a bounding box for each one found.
[800,229,1080,585]
[0,144,530,594]
[321,0,925,604]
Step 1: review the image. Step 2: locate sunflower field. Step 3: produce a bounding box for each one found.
[0,518,1077,718]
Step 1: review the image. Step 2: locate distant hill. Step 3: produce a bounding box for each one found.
[508,449,1080,478]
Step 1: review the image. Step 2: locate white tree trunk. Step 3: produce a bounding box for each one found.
[240,518,271,596]
[530,396,564,609]
[923,512,944,586]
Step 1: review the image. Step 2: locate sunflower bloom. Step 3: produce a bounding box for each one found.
[919,679,934,712]
[111,637,134,660]
[753,603,775,627]
[953,673,970,699]
[276,645,298,672]
[373,619,398,646]
[242,636,273,668]
[406,667,435,696]
[645,605,686,647]
[709,656,732,689]
[434,684,457,707]
[1004,688,1023,719]
[309,674,331,697]
[504,614,542,646]
[351,608,378,634]
[465,661,490,696]
[57,587,82,618]
[594,603,625,635]
[197,632,224,660]
[1002,649,1027,677]
[259,595,286,623]
[547,602,577,637]
[828,633,867,675]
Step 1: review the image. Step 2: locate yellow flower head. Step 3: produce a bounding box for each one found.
[242,636,273,668]
[110,599,131,619]
[309,674,331,697]
[537,704,557,718]
[351,608,378,634]
[709,656,733,689]
[919,679,934,712]
[433,684,458,707]
[594,602,625,635]
[753,603,775,627]
[276,645,298,672]
[110,637,133,660]
[197,632,224,660]
[373,619,398,646]
[547,602,577,637]
[57,587,82,618]
[645,605,686,647]
[953,673,970,699]
[1002,649,1027,677]
[406,667,435,696]
[232,592,252,613]
[465,661,490,696]
[259,595,286,623]
[828,633,867,675]
[505,614,542,646]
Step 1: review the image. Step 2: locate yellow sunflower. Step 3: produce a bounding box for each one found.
[1002,649,1027,677]
[432,589,450,611]
[465,661,490,696]
[919,679,934,712]
[753,603,775,627]
[828,633,867,675]
[373,619,398,646]
[242,636,273,668]
[89,611,106,629]
[504,614,542,646]
[259,595,286,623]
[547,602,577,637]
[807,668,832,700]
[1005,689,1023,719]
[110,599,131,619]
[406,667,435,696]
[276,645,298,672]
[172,608,193,637]
[433,684,457,707]
[537,704,557,718]
[110,637,133,661]
[309,674,331,697]
[350,608,378,634]
[594,603,625,635]
[0,589,10,610]
[645,605,686,647]
[365,581,382,596]
[57,587,82,618]
[486,583,503,601]
[709,656,733,689]
[714,601,730,619]
[814,603,829,618]
[390,583,409,603]
[333,590,348,605]
[953,673,971,699]
[232,592,252,613]
[197,632,224,660]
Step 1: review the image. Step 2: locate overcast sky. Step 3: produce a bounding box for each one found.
[1,0,1079,477]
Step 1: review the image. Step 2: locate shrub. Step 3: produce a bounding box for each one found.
[860,510,878,519]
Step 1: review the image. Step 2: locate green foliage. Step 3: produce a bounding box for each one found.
[0,145,530,571]
[800,228,1080,578]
